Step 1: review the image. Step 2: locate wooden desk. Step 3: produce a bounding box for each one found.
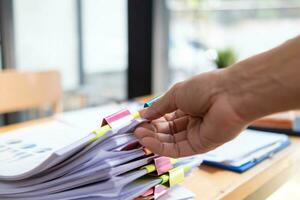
[1,119,300,200]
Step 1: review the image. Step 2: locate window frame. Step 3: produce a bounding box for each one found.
[127,0,154,99]
[0,0,15,69]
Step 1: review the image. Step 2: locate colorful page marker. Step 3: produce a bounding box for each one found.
[154,157,173,175]
[92,108,143,142]
[142,164,156,173]
[159,174,169,185]
[101,109,141,131]
[168,167,184,187]
[154,184,168,199]
[91,125,111,142]
[170,158,177,165]
[132,111,141,119]
[139,183,168,199]
[141,188,154,197]
[101,109,131,127]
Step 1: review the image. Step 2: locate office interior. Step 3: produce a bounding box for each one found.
[1,0,300,199]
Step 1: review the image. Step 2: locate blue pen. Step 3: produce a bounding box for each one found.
[143,95,162,108]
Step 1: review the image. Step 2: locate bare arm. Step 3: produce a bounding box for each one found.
[134,36,300,158]
[225,36,300,121]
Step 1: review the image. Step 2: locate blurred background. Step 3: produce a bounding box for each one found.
[0,0,300,124]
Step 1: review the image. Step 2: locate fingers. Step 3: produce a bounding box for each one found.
[134,122,188,143]
[142,83,182,120]
[154,116,189,134]
[136,116,189,135]
[138,137,197,158]
[163,110,186,121]
[134,116,195,157]
[134,116,209,157]
[150,110,186,124]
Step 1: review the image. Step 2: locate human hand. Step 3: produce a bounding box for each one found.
[135,36,300,157]
[134,70,249,158]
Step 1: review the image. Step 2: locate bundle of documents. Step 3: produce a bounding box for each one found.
[203,129,290,172]
[0,107,202,200]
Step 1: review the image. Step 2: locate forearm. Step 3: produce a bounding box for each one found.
[222,36,300,123]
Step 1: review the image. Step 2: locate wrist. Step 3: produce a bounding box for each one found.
[220,61,272,123]
[221,37,300,122]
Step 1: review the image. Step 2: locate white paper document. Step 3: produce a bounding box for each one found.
[203,129,289,167]
[0,121,93,180]
[0,104,203,200]
[55,103,121,131]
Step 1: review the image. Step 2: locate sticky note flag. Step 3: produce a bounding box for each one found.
[154,184,168,199]
[169,167,184,187]
[141,188,154,197]
[101,109,131,128]
[142,164,156,173]
[160,174,169,185]
[132,111,141,119]
[91,125,111,141]
[154,157,173,175]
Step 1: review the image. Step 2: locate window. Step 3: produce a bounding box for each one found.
[0,34,2,70]
[166,0,300,86]
[82,0,128,103]
[13,0,128,108]
[13,0,79,90]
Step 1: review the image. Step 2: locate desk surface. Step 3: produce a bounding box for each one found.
[1,119,300,200]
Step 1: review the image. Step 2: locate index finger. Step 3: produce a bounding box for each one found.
[142,83,182,120]
[139,137,197,158]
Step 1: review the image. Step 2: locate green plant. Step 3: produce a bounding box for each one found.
[215,48,237,69]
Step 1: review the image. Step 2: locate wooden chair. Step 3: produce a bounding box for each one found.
[0,70,62,115]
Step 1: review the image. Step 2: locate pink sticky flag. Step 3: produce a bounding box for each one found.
[141,188,154,197]
[154,184,168,199]
[154,156,173,175]
[101,109,131,128]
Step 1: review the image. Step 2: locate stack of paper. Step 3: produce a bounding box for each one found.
[203,129,290,172]
[0,108,202,200]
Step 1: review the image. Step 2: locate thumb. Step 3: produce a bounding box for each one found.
[142,83,181,120]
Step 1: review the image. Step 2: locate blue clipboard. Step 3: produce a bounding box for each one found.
[203,139,291,173]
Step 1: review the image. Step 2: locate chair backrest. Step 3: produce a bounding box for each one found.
[0,70,62,114]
